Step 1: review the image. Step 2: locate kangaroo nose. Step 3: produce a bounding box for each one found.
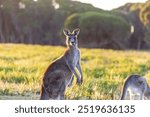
[70,39,75,46]
[70,39,75,43]
[71,40,74,43]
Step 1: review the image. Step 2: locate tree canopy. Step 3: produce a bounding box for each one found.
[0,0,150,50]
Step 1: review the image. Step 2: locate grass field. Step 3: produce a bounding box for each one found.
[0,44,150,100]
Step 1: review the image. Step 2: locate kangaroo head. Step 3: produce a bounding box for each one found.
[63,28,80,47]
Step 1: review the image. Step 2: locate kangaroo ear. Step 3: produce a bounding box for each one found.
[73,28,80,35]
[63,29,70,36]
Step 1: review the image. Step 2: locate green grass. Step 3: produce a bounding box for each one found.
[0,44,150,100]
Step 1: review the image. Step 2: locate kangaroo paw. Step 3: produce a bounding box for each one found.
[76,78,82,85]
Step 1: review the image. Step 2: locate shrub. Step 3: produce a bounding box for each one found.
[63,11,131,49]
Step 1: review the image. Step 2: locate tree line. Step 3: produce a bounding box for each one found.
[0,0,150,50]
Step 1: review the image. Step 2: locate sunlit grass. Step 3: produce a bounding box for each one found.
[0,44,150,99]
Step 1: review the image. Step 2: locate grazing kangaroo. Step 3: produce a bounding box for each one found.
[120,74,150,100]
[40,28,83,100]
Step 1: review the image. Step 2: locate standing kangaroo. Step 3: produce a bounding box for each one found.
[40,28,83,100]
[120,74,150,100]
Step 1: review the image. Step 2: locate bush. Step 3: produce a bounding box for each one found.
[63,11,131,49]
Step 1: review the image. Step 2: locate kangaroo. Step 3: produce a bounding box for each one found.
[120,74,150,100]
[40,28,83,100]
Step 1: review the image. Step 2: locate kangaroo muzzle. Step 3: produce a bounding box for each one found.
[70,39,75,46]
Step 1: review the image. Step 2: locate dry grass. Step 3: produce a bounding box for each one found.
[0,44,150,100]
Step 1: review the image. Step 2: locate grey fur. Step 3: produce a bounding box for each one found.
[120,74,150,100]
[40,28,83,100]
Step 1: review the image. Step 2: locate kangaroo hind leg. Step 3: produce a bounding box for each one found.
[58,80,66,100]
[40,85,49,100]
[50,77,66,100]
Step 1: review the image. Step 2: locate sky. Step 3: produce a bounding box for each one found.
[73,0,148,10]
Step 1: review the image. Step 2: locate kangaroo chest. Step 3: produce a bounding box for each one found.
[66,49,79,67]
[71,50,79,66]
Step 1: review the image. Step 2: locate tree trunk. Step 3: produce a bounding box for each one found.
[0,8,5,42]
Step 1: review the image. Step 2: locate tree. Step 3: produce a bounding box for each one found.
[63,11,131,49]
